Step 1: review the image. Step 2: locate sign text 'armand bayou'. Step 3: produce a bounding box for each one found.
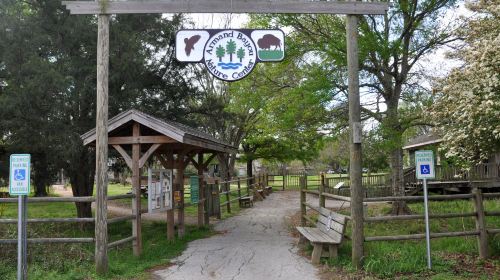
[176,29,285,82]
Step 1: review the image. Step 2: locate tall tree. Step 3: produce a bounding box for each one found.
[431,0,500,164]
[0,0,195,217]
[251,0,459,214]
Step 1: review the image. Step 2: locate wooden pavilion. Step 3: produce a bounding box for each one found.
[81,109,237,255]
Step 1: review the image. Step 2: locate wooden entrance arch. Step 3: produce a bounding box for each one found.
[64,0,389,273]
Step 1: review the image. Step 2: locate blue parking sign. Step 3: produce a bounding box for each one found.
[415,150,435,179]
[9,154,31,195]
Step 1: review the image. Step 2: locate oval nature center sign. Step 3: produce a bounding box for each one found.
[204,30,257,82]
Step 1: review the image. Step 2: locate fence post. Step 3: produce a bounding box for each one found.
[215,179,221,219]
[226,180,231,214]
[198,176,204,227]
[246,177,251,196]
[472,187,489,258]
[319,173,326,208]
[300,176,306,226]
[204,183,210,225]
[237,178,242,204]
[283,170,287,190]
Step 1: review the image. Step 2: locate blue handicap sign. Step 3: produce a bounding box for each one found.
[420,164,430,175]
[14,169,26,181]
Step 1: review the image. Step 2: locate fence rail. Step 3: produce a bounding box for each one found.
[211,173,268,218]
[0,194,136,247]
[299,173,500,259]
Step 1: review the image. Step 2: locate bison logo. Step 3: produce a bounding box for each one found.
[256,33,284,61]
[257,34,282,50]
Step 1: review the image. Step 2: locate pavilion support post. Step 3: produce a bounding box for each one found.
[197,153,205,227]
[131,123,142,256]
[167,152,175,240]
[177,153,186,237]
[95,13,109,275]
[347,13,364,269]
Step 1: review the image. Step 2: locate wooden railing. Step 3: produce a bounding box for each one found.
[0,194,136,248]
[205,173,268,218]
[300,173,500,259]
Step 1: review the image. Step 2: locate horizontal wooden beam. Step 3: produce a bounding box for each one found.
[109,136,176,145]
[62,1,389,15]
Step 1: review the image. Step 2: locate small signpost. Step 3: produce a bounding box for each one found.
[9,154,31,280]
[190,176,200,204]
[415,150,435,269]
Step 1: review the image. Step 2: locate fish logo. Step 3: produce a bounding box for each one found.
[184,35,201,56]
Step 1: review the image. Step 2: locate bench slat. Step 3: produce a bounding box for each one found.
[297,227,341,244]
[317,208,347,225]
[317,216,345,237]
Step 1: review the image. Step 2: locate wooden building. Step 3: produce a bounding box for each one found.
[81,109,237,255]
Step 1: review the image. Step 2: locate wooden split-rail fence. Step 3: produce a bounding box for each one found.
[0,173,272,249]
[299,174,500,258]
[0,194,136,248]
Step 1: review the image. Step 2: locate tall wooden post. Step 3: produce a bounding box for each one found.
[177,154,185,237]
[95,13,109,274]
[197,153,204,227]
[225,180,231,213]
[167,152,175,240]
[215,179,221,219]
[472,187,489,258]
[347,13,364,269]
[237,178,241,201]
[319,173,326,208]
[131,123,142,255]
[299,176,306,226]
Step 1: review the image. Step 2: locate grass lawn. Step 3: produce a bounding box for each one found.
[0,196,213,280]
[303,199,500,279]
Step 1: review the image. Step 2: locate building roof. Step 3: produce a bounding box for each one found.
[81,109,237,154]
[402,133,442,150]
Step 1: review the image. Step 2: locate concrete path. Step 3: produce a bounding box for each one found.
[153,191,321,280]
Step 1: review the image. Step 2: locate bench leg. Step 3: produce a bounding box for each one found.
[328,245,338,258]
[298,235,307,246]
[311,243,323,264]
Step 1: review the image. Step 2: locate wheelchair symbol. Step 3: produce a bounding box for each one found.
[420,165,430,175]
[14,169,25,181]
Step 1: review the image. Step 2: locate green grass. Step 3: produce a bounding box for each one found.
[314,199,500,279]
[0,182,218,279]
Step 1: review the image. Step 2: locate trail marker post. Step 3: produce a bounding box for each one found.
[415,150,435,269]
[9,154,31,280]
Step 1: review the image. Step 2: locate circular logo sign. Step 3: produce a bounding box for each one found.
[203,30,257,82]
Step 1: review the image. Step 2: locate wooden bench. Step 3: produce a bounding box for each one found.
[264,185,273,195]
[239,196,254,208]
[296,207,348,264]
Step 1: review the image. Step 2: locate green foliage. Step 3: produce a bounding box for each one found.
[0,0,197,205]
[248,0,459,204]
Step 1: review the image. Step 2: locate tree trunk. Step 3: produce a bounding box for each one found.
[390,147,411,215]
[247,159,253,185]
[33,154,49,197]
[68,147,95,218]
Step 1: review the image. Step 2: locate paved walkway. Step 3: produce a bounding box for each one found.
[153,191,321,280]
